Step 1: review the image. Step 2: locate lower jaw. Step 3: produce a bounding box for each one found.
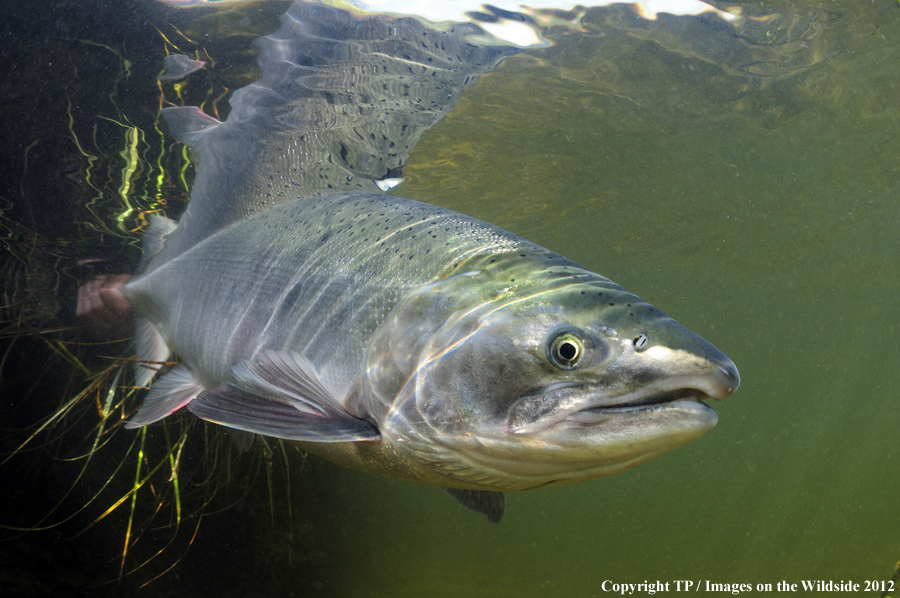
[564,397,713,422]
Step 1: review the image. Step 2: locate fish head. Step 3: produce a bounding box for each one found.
[367,252,739,490]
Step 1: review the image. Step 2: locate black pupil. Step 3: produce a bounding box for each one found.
[558,341,578,362]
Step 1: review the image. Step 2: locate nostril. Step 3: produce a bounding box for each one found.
[719,364,735,381]
[632,334,649,352]
[715,361,740,392]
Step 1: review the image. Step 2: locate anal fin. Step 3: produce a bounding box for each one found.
[126,365,203,428]
[188,350,379,443]
[442,487,506,523]
[134,317,171,387]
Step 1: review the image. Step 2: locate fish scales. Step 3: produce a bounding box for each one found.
[126,192,532,396]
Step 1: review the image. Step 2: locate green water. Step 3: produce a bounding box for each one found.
[292,2,900,594]
[2,0,899,595]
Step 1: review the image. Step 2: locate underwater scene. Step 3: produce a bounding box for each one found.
[1,0,898,596]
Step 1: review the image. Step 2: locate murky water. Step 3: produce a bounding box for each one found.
[1,1,899,596]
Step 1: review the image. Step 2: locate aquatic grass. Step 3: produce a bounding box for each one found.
[0,24,300,587]
[0,337,284,584]
[0,362,136,525]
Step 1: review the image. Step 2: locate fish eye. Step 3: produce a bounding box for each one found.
[549,332,584,370]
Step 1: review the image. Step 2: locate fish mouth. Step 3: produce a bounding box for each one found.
[571,387,708,416]
[561,378,722,428]
[572,370,734,417]
[508,373,732,434]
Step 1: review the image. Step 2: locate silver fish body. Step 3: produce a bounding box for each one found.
[124,192,738,497]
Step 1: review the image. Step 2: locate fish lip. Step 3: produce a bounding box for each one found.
[569,391,706,417]
[582,373,731,412]
[566,397,716,424]
[508,374,729,434]
[573,388,711,414]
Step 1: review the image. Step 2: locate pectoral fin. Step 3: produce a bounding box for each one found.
[188,350,379,443]
[441,487,506,523]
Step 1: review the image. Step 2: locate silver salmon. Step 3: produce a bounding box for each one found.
[122,2,738,522]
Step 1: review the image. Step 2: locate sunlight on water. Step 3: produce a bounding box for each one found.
[158,0,738,46]
[2,1,899,596]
